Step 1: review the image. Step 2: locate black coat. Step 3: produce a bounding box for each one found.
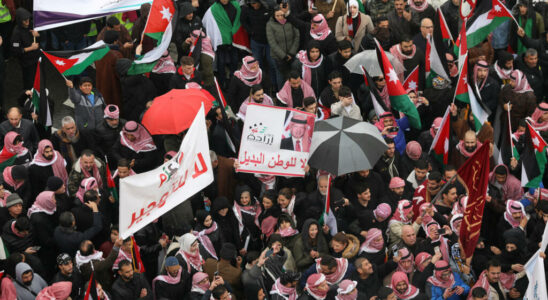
[226,76,266,112]
[111,273,153,300]
[133,223,164,283]
[51,129,98,172]
[240,4,270,44]
[53,212,103,256]
[351,262,397,299]
[10,8,40,67]
[94,118,126,156]
[169,70,204,90]
[109,140,161,173]
[28,164,55,199]
[515,54,544,101]
[51,268,85,300]
[154,278,187,300]
[3,179,32,210]
[1,219,34,253]
[292,57,332,96]
[120,75,157,122]
[0,118,39,154]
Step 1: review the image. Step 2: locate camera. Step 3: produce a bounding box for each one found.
[437,228,446,235]
[387,126,399,133]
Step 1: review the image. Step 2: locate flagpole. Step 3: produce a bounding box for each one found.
[507,102,514,158]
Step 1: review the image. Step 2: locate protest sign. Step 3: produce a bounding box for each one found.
[119,104,213,239]
[237,104,315,177]
[33,0,151,31]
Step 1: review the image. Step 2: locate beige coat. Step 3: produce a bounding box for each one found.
[335,12,374,52]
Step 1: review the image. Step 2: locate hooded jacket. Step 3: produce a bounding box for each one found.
[488,164,523,203]
[14,262,48,300]
[10,8,39,66]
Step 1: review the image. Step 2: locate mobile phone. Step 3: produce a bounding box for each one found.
[31,246,41,251]
[311,5,318,10]
[437,228,446,235]
[434,246,440,254]
[214,271,219,277]
[266,249,274,257]
[388,126,399,133]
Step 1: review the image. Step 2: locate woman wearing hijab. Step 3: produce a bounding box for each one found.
[309,14,338,55]
[292,219,329,272]
[500,69,536,132]
[194,210,222,258]
[233,185,262,255]
[0,132,31,168]
[293,40,332,96]
[426,261,469,300]
[110,121,159,173]
[358,228,386,266]
[176,233,205,277]
[262,234,297,289]
[212,196,240,248]
[335,0,374,51]
[390,271,425,300]
[227,56,267,112]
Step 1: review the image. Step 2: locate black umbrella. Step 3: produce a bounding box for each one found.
[308,116,387,176]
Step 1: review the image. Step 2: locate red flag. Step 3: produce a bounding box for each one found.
[142,0,174,40]
[429,106,451,164]
[213,77,228,108]
[437,8,454,43]
[42,51,78,75]
[131,236,146,273]
[457,142,491,257]
[403,66,419,92]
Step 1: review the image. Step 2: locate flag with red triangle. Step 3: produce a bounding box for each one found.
[127,0,174,75]
[403,66,419,92]
[454,52,470,103]
[425,34,450,88]
[42,41,109,76]
[429,106,451,165]
[31,57,52,127]
[521,121,547,188]
[465,0,514,49]
[105,162,118,203]
[437,8,454,44]
[130,236,146,273]
[374,39,421,129]
[456,19,467,73]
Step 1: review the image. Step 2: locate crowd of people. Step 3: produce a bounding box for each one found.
[0,0,546,299]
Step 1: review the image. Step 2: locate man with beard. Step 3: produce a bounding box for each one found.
[152,256,186,300]
[328,41,353,84]
[412,171,443,218]
[381,176,414,212]
[277,70,316,109]
[434,184,458,217]
[237,84,273,121]
[473,61,500,119]
[28,139,69,198]
[412,18,432,53]
[67,149,107,196]
[387,0,413,43]
[77,238,122,292]
[409,0,435,33]
[488,164,522,203]
[51,253,84,300]
[468,259,526,300]
[361,17,395,50]
[13,262,47,300]
[514,48,545,101]
[490,50,514,86]
[51,116,97,171]
[112,259,152,299]
[440,0,460,40]
[94,104,126,156]
[0,107,39,154]
[451,130,482,169]
[390,36,424,88]
[374,137,402,183]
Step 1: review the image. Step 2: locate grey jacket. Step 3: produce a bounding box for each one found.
[14,262,47,300]
[69,87,106,131]
[266,17,300,61]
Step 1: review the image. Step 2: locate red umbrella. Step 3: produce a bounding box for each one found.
[142,88,214,135]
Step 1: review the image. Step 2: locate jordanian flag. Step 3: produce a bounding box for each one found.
[31,57,52,127]
[42,41,109,76]
[454,51,470,103]
[203,0,250,52]
[456,19,467,74]
[361,66,387,117]
[466,0,513,49]
[437,8,454,44]
[127,0,174,75]
[106,163,118,203]
[319,175,338,236]
[403,65,419,91]
[425,34,450,88]
[468,83,490,131]
[521,122,547,188]
[430,106,451,165]
[375,39,421,129]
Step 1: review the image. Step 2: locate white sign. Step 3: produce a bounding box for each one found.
[119,105,213,239]
[524,220,548,300]
[236,104,315,177]
[34,0,152,31]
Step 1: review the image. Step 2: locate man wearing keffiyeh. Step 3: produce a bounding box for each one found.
[67,150,107,197]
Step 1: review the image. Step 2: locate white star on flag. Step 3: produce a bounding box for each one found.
[463,75,467,84]
[408,80,417,90]
[444,138,449,153]
[494,4,501,12]
[160,6,172,21]
[533,136,540,147]
[387,67,398,83]
[55,60,65,66]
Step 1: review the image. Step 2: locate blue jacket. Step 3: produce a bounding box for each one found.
[430,272,470,300]
[299,260,356,289]
[381,116,409,155]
